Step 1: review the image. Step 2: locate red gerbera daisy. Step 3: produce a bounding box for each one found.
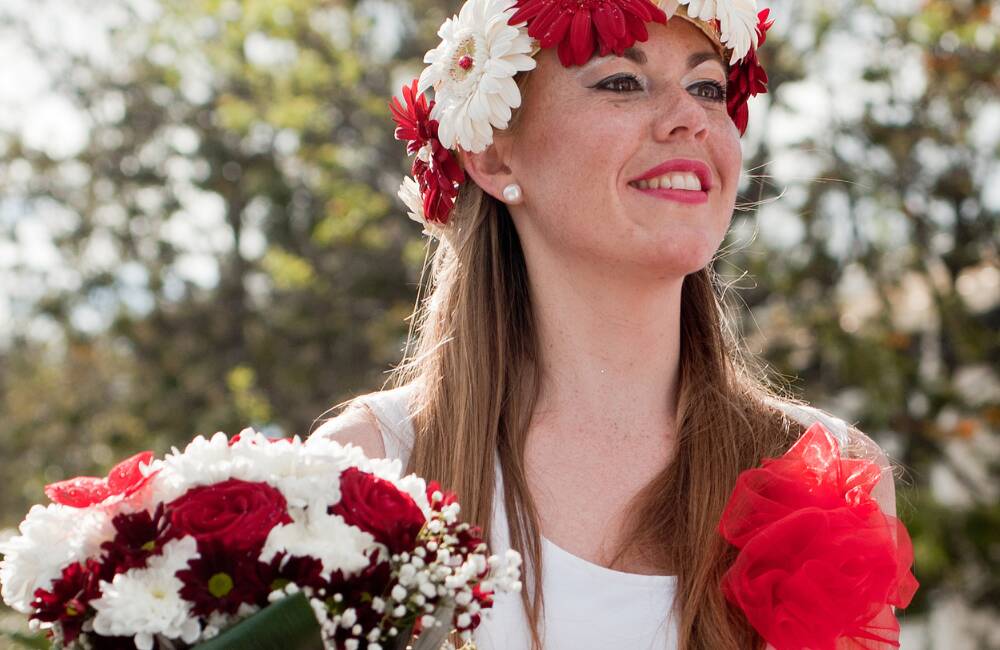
[508,0,667,67]
[30,559,103,644]
[389,79,465,224]
[726,9,774,135]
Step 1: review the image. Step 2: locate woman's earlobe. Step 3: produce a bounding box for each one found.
[460,140,515,202]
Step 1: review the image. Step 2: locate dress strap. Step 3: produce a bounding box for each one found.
[764,396,852,450]
[351,384,418,464]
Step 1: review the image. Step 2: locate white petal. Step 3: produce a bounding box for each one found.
[497,77,522,109]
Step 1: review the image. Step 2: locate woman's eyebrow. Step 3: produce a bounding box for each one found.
[622,46,647,65]
[688,50,724,70]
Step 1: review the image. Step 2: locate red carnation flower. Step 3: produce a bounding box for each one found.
[508,0,667,67]
[329,467,426,555]
[44,451,157,508]
[100,504,171,574]
[30,559,103,644]
[719,422,919,650]
[166,478,292,555]
[177,544,273,616]
[726,9,774,135]
[389,79,465,224]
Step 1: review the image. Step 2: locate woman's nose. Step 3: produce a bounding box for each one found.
[651,87,710,143]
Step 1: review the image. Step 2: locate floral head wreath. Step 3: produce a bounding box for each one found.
[391,0,774,235]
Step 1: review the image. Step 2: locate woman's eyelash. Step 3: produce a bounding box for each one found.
[594,74,727,103]
[693,80,727,103]
[595,73,645,92]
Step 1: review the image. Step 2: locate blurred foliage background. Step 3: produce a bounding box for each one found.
[0,0,996,647]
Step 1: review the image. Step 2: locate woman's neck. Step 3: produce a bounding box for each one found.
[526,257,684,447]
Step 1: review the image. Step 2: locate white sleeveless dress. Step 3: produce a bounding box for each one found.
[336,384,852,650]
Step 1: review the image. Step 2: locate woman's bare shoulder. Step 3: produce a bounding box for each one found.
[310,401,387,460]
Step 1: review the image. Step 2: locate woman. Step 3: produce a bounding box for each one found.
[316,1,905,648]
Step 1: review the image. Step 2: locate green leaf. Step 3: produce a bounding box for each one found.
[0,629,50,650]
[192,592,324,650]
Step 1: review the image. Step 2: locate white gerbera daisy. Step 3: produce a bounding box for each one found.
[90,536,201,650]
[418,0,537,153]
[714,0,759,63]
[397,175,444,238]
[678,0,759,64]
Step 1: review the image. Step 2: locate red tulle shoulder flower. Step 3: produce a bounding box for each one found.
[508,0,667,67]
[719,421,918,650]
[726,8,773,135]
[389,79,465,224]
[44,451,157,508]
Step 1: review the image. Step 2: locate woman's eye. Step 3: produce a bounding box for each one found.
[691,80,727,103]
[596,73,643,93]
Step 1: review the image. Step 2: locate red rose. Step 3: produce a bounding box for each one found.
[166,478,292,554]
[329,467,426,554]
[719,422,918,650]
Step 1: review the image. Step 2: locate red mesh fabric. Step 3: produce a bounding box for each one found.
[719,422,918,650]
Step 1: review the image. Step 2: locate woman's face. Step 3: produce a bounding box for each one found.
[490,17,742,279]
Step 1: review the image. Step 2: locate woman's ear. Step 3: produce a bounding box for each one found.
[458,137,517,204]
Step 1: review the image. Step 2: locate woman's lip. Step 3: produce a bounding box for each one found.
[630,158,713,191]
[630,185,709,205]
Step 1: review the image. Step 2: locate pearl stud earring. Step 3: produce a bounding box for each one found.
[502,183,523,204]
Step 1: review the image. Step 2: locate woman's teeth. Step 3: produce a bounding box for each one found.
[631,172,703,191]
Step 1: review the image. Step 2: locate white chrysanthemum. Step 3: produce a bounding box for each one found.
[151,431,241,502]
[0,504,114,613]
[303,434,432,516]
[260,509,375,580]
[155,429,364,509]
[89,536,201,650]
[418,0,536,153]
[398,176,444,239]
[679,0,759,63]
[226,431,350,509]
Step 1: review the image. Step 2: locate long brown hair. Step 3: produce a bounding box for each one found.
[385,68,813,649]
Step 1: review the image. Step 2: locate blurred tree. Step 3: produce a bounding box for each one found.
[725,0,999,639]
[0,0,454,507]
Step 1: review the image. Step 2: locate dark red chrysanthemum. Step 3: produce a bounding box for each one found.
[325,550,394,647]
[177,543,273,616]
[508,0,667,67]
[30,559,103,644]
[389,79,465,224]
[266,552,329,594]
[100,503,171,574]
[726,8,774,135]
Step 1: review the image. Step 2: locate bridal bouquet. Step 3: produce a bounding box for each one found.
[0,429,521,650]
[719,421,918,650]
